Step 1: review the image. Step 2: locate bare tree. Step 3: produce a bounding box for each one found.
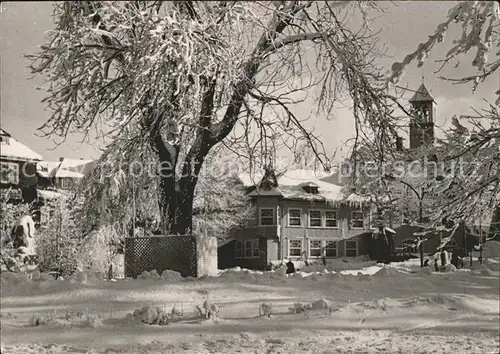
[29,1,397,235]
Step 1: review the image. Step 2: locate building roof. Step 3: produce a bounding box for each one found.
[37,158,95,179]
[238,169,370,206]
[37,189,64,201]
[238,169,331,187]
[409,83,435,103]
[0,129,43,161]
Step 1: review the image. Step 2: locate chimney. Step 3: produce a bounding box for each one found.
[59,157,64,162]
[396,136,403,151]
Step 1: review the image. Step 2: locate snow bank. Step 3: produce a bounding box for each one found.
[373,267,399,277]
[482,240,500,259]
[340,265,382,276]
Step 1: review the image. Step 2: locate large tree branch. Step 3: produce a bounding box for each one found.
[179,72,219,189]
[211,1,313,143]
[261,31,329,58]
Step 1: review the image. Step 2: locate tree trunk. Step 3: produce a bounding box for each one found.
[156,137,209,236]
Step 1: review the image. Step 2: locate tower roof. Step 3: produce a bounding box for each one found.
[409,83,435,103]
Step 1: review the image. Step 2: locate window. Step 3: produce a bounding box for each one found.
[325,241,337,258]
[0,162,19,184]
[60,178,70,189]
[309,240,322,258]
[244,240,253,258]
[259,208,274,226]
[351,211,364,229]
[0,136,10,144]
[345,240,358,257]
[251,239,260,257]
[237,239,260,259]
[289,239,302,257]
[309,210,322,227]
[8,189,22,200]
[235,241,243,258]
[325,210,338,228]
[288,209,302,226]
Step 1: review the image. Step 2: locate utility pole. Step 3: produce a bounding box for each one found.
[479,215,483,265]
[418,193,424,268]
[132,177,136,237]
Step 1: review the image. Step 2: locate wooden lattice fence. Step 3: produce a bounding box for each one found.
[124,235,198,278]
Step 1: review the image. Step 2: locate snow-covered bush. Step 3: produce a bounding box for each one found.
[0,200,31,244]
[0,201,34,274]
[30,312,55,327]
[259,303,272,317]
[36,196,79,277]
[76,225,122,276]
[36,228,78,278]
[290,299,336,316]
[127,306,170,325]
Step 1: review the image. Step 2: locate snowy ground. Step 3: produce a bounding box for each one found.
[1,258,499,354]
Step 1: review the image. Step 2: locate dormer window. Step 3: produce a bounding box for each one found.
[301,182,319,194]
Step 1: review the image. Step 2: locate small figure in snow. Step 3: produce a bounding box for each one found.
[440,249,449,267]
[434,259,439,272]
[286,260,296,274]
[301,251,309,267]
[423,259,429,267]
[451,252,461,269]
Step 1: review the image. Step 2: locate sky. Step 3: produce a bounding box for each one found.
[0,1,497,164]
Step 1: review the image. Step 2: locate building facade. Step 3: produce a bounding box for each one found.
[218,169,374,270]
[1,128,95,228]
[0,129,42,204]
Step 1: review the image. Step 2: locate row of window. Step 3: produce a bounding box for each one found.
[234,239,358,259]
[259,207,365,229]
[1,162,71,188]
[235,239,260,259]
[0,162,19,185]
[289,239,358,258]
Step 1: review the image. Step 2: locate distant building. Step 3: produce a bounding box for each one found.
[37,157,95,191]
[0,129,42,204]
[35,157,95,227]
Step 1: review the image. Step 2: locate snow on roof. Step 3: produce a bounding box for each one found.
[37,158,95,179]
[55,169,85,178]
[37,189,64,200]
[0,133,43,161]
[58,158,95,177]
[59,158,94,170]
[278,169,331,185]
[37,161,61,178]
[239,169,370,205]
[238,169,332,188]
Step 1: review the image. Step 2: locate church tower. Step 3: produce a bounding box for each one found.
[408,83,435,150]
